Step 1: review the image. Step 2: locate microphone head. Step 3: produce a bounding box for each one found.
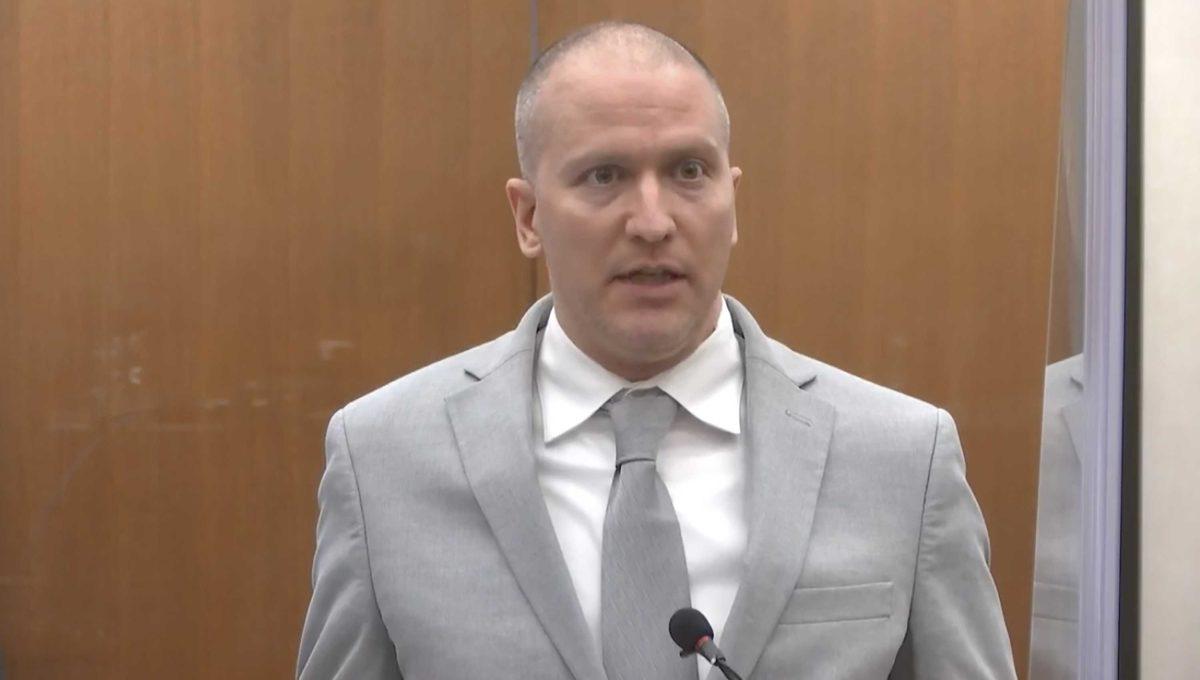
[669,607,714,652]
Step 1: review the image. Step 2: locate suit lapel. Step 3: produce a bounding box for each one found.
[714,297,835,680]
[445,297,605,680]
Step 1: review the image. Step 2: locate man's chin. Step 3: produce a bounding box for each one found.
[607,323,700,373]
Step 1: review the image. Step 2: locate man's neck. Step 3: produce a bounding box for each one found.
[555,297,725,382]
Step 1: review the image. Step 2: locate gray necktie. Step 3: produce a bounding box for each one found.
[601,388,696,680]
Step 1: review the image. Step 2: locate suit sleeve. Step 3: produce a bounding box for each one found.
[890,409,1018,679]
[297,409,403,680]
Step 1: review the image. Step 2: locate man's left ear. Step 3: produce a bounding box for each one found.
[730,166,742,245]
[505,178,541,259]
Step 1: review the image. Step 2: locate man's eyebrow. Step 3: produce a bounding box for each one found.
[559,138,723,176]
[660,138,723,160]
[558,150,632,177]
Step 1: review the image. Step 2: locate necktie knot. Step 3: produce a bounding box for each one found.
[605,388,679,467]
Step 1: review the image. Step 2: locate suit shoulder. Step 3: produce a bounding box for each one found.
[766,339,952,475]
[765,338,942,422]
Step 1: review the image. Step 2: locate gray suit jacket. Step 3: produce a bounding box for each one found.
[297,296,1016,679]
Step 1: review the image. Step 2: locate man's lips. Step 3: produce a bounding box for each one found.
[612,265,686,284]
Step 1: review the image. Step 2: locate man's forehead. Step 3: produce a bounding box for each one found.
[543,54,702,98]
[539,58,715,124]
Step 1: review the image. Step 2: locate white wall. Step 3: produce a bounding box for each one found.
[1141,1,1200,677]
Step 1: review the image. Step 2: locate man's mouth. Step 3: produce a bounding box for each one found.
[615,266,684,284]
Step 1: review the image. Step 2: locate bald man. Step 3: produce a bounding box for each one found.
[297,22,1016,680]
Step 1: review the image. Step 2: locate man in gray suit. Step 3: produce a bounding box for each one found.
[298,22,1016,679]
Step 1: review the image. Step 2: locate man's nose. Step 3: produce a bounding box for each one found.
[625,174,675,242]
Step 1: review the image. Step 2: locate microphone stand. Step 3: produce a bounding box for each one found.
[681,639,743,680]
[712,658,743,680]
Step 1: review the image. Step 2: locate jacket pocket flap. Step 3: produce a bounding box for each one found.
[780,581,894,624]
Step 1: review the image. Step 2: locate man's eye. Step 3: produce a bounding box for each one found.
[676,160,705,181]
[585,166,620,185]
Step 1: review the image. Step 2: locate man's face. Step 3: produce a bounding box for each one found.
[507,59,741,380]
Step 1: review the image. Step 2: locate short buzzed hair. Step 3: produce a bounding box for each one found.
[514,21,731,180]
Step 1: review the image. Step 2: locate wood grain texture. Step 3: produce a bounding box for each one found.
[538,3,1068,675]
[0,1,531,677]
[2,1,1066,677]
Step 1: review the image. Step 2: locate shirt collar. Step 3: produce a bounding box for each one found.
[537,300,743,443]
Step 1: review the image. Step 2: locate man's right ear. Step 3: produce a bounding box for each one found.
[505,178,541,259]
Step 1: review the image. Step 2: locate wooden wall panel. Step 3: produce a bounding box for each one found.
[4,3,117,677]
[539,3,1068,675]
[2,1,1066,677]
[0,3,18,673]
[0,1,531,677]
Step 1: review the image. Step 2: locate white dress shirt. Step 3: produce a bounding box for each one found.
[534,300,747,671]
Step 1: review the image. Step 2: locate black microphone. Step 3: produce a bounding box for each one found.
[669,608,744,680]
